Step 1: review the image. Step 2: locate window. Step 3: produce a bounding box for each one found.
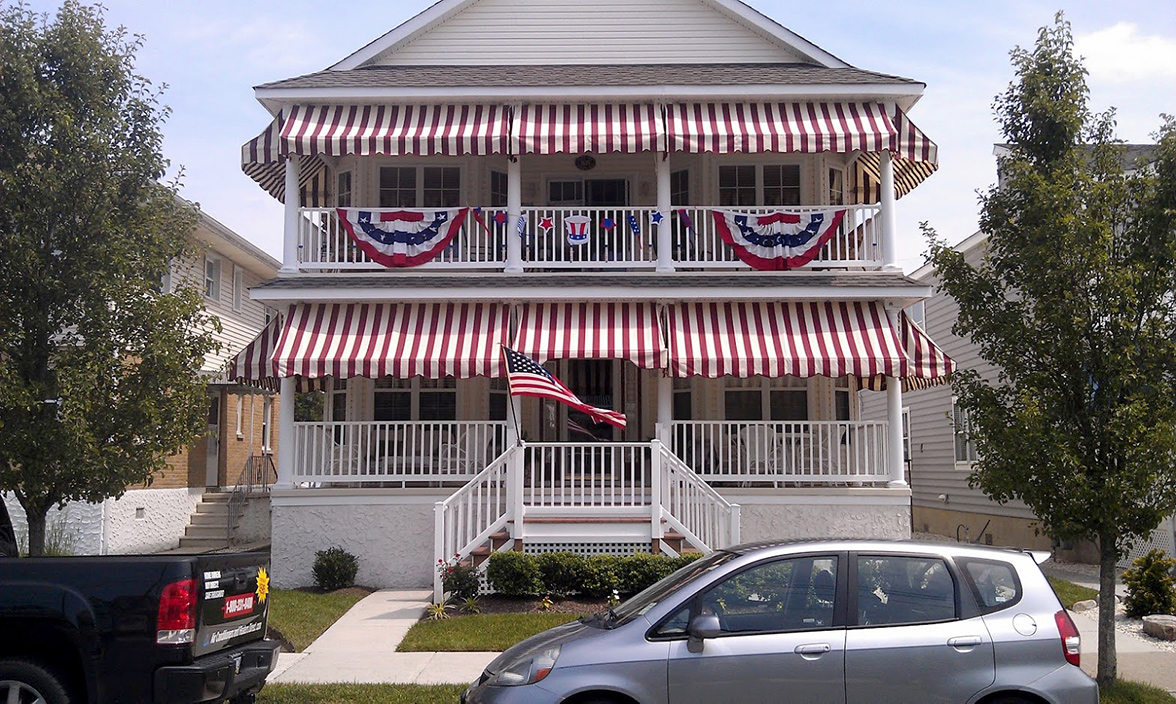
[336,170,352,208]
[423,167,461,207]
[699,555,838,635]
[548,180,584,205]
[328,378,348,422]
[906,300,926,330]
[724,377,808,421]
[262,397,273,452]
[902,407,912,464]
[264,307,278,326]
[834,377,853,421]
[953,398,978,464]
[379,166,461,208]
[719,164,802,207]
[959,559,1021,614]
[235,394,244,438]
[762,164,801,206]
[489,377,508,421]
[856,555,956,626]
[671,169,690,206]
[374,377,457,421]
[718,165,757,207]
[489,170,508,208]
[204,256,221,300]
[232,265,244,313]
[672,377,693,421]
[828,166,845,206]
[379,167,417,207]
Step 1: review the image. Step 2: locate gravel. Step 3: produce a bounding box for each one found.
[1071,602,1176,653]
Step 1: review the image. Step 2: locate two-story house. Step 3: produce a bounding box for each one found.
[233,0,954,592]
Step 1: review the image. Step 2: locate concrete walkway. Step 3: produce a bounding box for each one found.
[269,589,498,685]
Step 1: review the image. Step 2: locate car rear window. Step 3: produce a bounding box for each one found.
[958,558,1022,614]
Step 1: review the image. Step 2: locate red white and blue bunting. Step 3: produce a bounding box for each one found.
[336,207,469,267]
[711,209,847,270]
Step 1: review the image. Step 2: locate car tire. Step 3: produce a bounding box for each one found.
[0,658,72,704]
[985,696,1035,704]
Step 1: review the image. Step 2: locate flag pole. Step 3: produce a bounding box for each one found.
[500,345,522,447]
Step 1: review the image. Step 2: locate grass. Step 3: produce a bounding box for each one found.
[1101,680,1176,703]
[266,588,368,652]
[258,684,466,703]
[397,613,583,652]
[1048,576,1100,609]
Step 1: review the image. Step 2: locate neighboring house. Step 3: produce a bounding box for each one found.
[863,144,1159,565]
[234,0,954,592]
[2,207,280,554]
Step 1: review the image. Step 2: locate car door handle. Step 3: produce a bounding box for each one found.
[794,643,831,656]
[947,636,983,648]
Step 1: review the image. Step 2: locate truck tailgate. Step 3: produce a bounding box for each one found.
[192,552,271,659]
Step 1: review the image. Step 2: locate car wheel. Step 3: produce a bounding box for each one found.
[0,659,72,704]
[985,696,1035,704]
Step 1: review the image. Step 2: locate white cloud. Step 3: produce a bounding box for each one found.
[1075,22,1176,83]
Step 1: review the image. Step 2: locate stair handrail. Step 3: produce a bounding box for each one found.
[433,446,516,601]
[657,442,740,554]
[226,453,277,546]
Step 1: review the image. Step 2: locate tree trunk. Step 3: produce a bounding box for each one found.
[26,508,47,557]
[1096,532,1118,686]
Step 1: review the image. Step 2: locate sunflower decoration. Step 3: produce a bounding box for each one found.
[255,567,270,604]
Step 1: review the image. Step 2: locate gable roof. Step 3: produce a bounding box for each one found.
[330,0,849,71]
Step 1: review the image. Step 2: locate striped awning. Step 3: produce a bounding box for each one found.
[272,302,510,379]
[513,104,664,155]
[665,102,894,155]
[240,112,329,206]
[665,301,952,381]
[852,108,939,198]
[282,104,511,157]
[513,302,664,369]
[225,317,323,392]
[864,315,955,391]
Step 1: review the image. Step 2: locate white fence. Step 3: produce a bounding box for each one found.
[292,421,508,484]
[520,442,653,508]
[671,420,890,485]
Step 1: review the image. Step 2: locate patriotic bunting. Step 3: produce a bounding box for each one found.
[711,209,847,271]
[336,207,469,267]
[565,215,591,246]
[626,215,641,237]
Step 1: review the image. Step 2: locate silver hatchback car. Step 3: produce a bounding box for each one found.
[462,540,1097,704]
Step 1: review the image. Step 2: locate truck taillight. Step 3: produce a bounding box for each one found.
[1054,609,1081,667]
[157,579,198,645]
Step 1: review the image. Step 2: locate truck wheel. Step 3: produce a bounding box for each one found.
[0,659,72,704]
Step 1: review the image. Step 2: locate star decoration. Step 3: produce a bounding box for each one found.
[493,211,507,225]
[601,217,617,230]
[651,211,665,225]
[539,217,554,232]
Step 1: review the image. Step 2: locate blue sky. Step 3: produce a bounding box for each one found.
[26,0,1176,271]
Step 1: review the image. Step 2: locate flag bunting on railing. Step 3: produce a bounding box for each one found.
[471,206,491,235]
[502,346,627,429]
[336,207,469,267]
[626,214,641,237]
[711,208,847,271]
[676,209,695,237]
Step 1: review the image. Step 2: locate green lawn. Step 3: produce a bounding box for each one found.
[1048,576,1099,610]
[1102,680,1176,703]
[259,684,465,703]
[397,613,583,652]
[266,588,368,652]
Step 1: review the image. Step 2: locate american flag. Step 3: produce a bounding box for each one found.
[501,346,627,429]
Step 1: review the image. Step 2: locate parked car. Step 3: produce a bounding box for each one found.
[0,503,280,704]
[462,540,1096,704]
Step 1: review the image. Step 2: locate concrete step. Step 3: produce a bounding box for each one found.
[178,536,230,549]
[196,502,232,515]
[184,525,230,540]
[189,513,229,527]
[201,492,233,502]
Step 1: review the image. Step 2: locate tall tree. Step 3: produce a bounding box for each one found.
[928,14,1176,685]
[0,2,217,555]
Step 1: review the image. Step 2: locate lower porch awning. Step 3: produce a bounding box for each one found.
[664,301,953,386]
[272,302,511,379]
[225,317,323,391]
[513,302,664,369]
[864,315,955,391]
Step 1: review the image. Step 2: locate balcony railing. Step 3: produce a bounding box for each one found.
[296,204,881,272]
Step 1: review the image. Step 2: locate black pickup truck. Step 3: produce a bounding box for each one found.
[0,500,280,703]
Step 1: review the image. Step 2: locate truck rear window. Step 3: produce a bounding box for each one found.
[958,558,1022,614]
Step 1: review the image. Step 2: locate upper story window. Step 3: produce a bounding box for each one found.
[489,170,508,208]
[671,169,690,206]
[718,164,801,207]
[718,165,756,206]
[379,166,461,208]
[762,165,801,206]
[204,255,221,301]
[834,377,853,421]
[336,170,353,208]
[548,180,584,205]
[328,378,347,422]
[828,166,845,206]
[232,265,244,313]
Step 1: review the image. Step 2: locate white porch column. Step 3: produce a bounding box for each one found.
[885,306,907,487]
[879,150,898,270]
[655,153,674,272]
[281,155,301,275]
[275,376,296,489]
[505,157,523,273]
[657,373,673,446]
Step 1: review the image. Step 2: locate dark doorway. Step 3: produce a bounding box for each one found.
[564,359,616,441]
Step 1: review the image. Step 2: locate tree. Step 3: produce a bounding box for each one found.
[928,14,1176,686]
[0,2,218,555]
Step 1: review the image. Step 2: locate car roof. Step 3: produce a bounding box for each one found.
[723,538,1038,563]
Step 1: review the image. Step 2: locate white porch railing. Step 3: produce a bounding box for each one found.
[671,420,890,485]
[295,204,881,271]
[292,421,508,484]
[658,443,740,555]
[521,442,652,508]
[433,446,515,598]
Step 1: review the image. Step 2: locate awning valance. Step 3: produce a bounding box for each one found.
[225,317,323,391]
[665,102,894,155]
[512,103,664,155]
[665,301,948,381]
[272,302,510,379]
[282,104,511,157]
[513,302,664,369]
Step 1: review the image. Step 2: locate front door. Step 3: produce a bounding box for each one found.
[563,359,616,441]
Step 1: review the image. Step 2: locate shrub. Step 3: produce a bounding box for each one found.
[582,554,625,597]
[439,557,481,600]
[487,551,542,597]
[536,552,588,597]
[618,552,676,594]
[1123,549,1176,618]
[312,547,359,592]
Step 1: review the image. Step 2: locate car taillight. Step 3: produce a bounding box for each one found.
[1054,609,1081,667]
[157,579,198,645]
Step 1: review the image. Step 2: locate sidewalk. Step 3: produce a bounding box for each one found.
[269,589,498,685]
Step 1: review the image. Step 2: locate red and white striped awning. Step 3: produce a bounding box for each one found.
[665,102,895,155]
[282,104,510,157]
[513,302,664,369]
[864,315,955,391]
[272,302,510,379]
[225,317,323,391]
[513,104,664,155]
[851,108,939,198]
[665,301,949,380]
[240,112,329,206]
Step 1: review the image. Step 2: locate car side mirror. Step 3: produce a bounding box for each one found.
[687,614,721,652]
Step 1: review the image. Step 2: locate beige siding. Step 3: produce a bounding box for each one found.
[374,0,804,66]
[171,253,273,376]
